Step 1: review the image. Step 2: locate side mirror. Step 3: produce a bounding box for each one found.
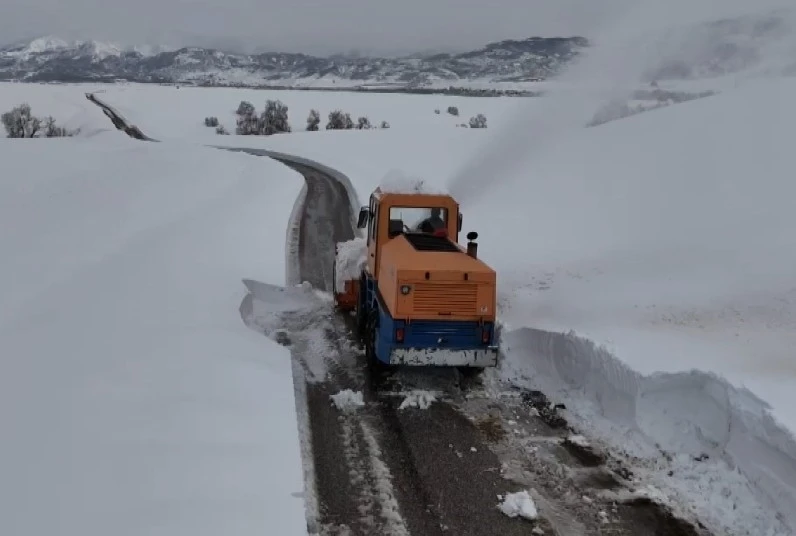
[466,231,478,241]
[357,206,369,228]
[457,213,463,232]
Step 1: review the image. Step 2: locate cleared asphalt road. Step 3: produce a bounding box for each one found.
[255,152,710,536]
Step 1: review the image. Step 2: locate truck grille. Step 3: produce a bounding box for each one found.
[412,283,478,315]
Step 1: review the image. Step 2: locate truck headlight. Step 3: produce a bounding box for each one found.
[400,285,411,295]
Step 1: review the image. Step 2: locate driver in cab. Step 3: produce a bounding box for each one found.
[416,208,447,237]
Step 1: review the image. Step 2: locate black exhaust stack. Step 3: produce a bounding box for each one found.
[466,231,478,258]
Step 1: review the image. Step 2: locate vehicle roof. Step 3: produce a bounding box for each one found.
[386,234,494,273]
[373,189,458,207]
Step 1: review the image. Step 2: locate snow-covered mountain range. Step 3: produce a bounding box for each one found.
[0,35,587,89]
[1,10,793,90]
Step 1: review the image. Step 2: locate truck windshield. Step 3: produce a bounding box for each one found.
[389,206,448,231]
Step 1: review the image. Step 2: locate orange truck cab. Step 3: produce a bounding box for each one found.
[334,187,498,369]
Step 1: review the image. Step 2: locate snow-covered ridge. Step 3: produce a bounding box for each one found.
[0,35,586,88]
[1,35,145,61]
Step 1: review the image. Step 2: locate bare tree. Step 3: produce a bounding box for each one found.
[306,109,320,131]
[235,101,259,135]
[260,100,290,135]
[468,114,487,128]
[356,116,372,130]
[2,103,41,138]
[43,116,72,137]
[326,110,354,130]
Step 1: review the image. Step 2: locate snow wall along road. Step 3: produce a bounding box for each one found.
[502,327,796,532]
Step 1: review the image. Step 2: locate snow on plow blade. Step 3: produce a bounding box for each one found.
[240,278,330,336]
[390,346,499,367]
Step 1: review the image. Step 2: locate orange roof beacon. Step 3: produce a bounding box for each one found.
[333,187,499,371]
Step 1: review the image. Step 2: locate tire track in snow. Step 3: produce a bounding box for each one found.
[359,421,410,536]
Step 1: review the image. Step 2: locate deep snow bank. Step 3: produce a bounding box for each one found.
[0,134,307,535]
[457,76,796,426]
[501,328,796,535]
[481,77,796,535]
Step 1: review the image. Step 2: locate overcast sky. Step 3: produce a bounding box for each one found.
[2,0,790,55]
[2,0,638,55]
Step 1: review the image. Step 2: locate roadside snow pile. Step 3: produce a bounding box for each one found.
[398,390,437,410]
[330,389,366,411]
[503,328,796,535]
[497,490,539,520]
[0,133,307,536]
[335,237,367,291]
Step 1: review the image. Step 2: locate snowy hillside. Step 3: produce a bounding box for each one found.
[0,133,308,535]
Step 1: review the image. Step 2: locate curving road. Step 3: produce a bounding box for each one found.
[234,146,560,536]
[266,155,710,536]
[86,93,711,536]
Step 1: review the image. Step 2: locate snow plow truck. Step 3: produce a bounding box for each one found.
[333,188,499,369]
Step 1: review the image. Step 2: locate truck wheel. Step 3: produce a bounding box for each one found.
[364,311,383,363]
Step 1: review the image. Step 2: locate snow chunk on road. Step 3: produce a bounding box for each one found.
[398,390,437,410]
[498,490,539,520]
[330,389,366,411]
[566,434,590,448]
[334,237,367,291]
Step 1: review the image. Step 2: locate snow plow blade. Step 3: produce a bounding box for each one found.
[334,279,359,311]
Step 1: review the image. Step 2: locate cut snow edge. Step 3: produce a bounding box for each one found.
[501,326,796,535]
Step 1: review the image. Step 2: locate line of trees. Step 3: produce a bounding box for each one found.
[204,99,488,135]
[204,100,391,136]
[435,105,487,128]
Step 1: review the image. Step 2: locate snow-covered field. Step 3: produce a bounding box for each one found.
[1,71,796,535]
[0,132,308,534]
